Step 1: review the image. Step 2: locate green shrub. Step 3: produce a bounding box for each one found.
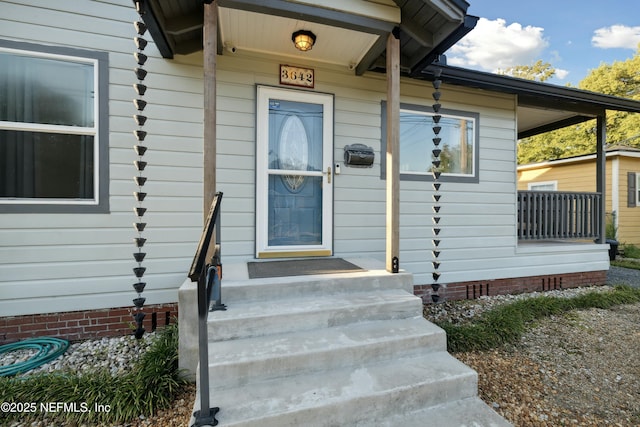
[621,243,640,259]
[611,259,640,270]
[0,323,187,425]
[437,286,640,353]
[606,211,618,240]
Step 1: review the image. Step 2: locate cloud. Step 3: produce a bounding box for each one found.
[448,18,548,72]
[550,50,561,60]
[555,69,569,80]
[592,25,640,49]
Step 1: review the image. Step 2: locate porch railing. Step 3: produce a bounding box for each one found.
[188,191,224,427]
[517,191,602,240]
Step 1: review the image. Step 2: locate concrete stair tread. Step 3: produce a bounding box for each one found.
[381,397,512,427]
[208,288,419,321]
[207,317,446,386]
[209,316,443,363]
[207,288,422,341]
[220,268,413,303]
[199,351,477,426]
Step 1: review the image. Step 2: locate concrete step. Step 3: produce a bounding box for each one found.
[220,267,413,304]
[381,397,512,427]
[207,288,422,341]
[188,263,510,427]
[207,316,446,388]
[196,351,480,427]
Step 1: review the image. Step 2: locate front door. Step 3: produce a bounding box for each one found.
[256,86,333,258]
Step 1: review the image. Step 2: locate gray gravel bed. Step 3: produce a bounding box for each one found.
[1,333,155,378]
[425,264,640,325]
[424,285,615,324]
[607,265,640,287]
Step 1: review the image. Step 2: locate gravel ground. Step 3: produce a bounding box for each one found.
[607,265,640,288]
[422,264,640,427]
[4,266,640,427]
[453,302,640,426]
[2,334,155,378]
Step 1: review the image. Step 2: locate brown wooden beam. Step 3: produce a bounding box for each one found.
[203,2,217,222]
[386,30,400,273]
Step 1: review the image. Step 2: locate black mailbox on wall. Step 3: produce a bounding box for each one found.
[344,144,375,167]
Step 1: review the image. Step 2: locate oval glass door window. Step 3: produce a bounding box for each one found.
[279,114,309,192]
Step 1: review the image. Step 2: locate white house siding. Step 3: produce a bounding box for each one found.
[394,82,608,285]
[214,54,392,261]
[213,52,608,286]
[0,0,205,317]
[0,2,608,319]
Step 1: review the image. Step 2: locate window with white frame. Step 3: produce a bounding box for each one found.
[0,40,108,213]
[528,181,558,191]
[381,102,479,182]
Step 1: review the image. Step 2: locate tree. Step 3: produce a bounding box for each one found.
[578,46,640,147]
[517,46,640,164]
[517,124,596,164]
[499,60,555,82]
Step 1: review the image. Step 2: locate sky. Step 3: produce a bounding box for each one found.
[447,0,640,86]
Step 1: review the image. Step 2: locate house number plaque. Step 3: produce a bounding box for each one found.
[280,64,314,88]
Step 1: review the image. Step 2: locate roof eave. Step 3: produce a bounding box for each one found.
[135,0,175,59]
[408,14,478,77]
[418,64,640,114]
[518,115,594,140]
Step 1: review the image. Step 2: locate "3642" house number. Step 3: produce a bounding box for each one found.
[280,64,314,88]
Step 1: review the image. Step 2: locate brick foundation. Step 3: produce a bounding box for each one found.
[414,270,608,303]
[1,271,608,343]
[0,303,178,344]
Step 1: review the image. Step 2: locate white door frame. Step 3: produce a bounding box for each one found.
[255,85,334,258]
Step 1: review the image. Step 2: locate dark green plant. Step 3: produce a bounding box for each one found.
[621,243,640,259]
[612,259,640,270]
[605,210,618,240]
[437,286,640,353]
[0,323,187,425]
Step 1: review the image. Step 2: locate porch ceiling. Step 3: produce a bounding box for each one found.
[517,106,592,139]
[216,7,381,69]
[136,0,477,75]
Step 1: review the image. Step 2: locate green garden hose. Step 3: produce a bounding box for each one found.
[0,337,69,377]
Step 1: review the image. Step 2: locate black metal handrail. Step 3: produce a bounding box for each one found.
[518,190,602,240]
[188,191,223,427]
[189,192,222,281]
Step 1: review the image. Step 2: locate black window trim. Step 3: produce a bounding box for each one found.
[0,39,109,214]
[381,101,480,183]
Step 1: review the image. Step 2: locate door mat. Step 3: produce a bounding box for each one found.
[247,258,365,279]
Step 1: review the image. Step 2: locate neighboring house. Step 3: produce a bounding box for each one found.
[2,0,640,344]
[518,145,640,247]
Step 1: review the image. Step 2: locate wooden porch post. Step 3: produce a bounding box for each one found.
[193,3,220,425]
[386,30,400,272]
[596,112,606,244]
[203,1,217,221]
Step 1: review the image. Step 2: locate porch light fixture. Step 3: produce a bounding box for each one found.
[292,30,316,52]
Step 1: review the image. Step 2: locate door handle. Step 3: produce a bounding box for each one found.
[325,166,332,184]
